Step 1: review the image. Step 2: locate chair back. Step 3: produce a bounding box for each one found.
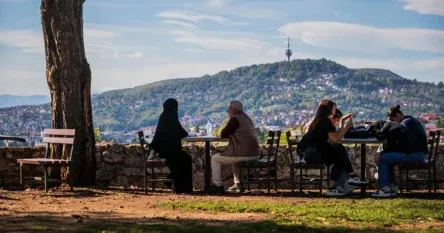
[263,130,281,167]
[286,130,301,164]
[137,131,157,160]
[42,129,76,160]
[428,130,441,164]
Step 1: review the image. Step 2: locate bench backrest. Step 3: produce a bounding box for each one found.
[42,129,76,160]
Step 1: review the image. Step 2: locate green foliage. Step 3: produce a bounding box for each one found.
[193,125,199,133]
[437,118,444,128]
[1,59,443,134]
[213,118,230,136]
[94,127,103,143]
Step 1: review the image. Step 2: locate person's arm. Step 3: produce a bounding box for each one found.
[303,117,314,133]
[221,117,240,138]
[328,118,353,143]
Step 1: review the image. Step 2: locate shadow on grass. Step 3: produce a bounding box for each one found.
[1,213,439,233]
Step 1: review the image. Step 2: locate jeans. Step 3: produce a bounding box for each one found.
[211,153,258,186]
[304,145,354,182]
[377,152,425,187]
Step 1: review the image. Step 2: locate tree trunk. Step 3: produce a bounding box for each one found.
[40,0,96,186]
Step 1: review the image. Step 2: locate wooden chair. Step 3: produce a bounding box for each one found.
[137,131,173,193]
[16,129,76,193]
[398,130,441,194]
[286,130,330,193]
[239,130,281,194]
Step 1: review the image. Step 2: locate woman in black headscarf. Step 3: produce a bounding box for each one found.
[150,98,193,193]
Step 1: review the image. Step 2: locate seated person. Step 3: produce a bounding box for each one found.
[299,99,367,196]
[372,105,428,198]
[150,98,193,194]
[206,100,260,194]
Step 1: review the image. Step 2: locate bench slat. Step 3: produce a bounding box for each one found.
[43,129,76,136]
[42,137,74,145]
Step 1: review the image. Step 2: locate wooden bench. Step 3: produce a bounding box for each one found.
[16,129,76,192]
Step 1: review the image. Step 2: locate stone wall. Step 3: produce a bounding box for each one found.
[1,144,443,190]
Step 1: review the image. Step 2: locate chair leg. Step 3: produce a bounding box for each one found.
[428,167,432,194]
[399,169,404,194]
[151,167,155,192]
[290,167,295,193]
[246,168,250,191]
[433,164,437,193]
[267,168,271,194]
[299,168,303,193]
[144,164,147,194]
[239,167,244,192]
[319,168,323,194]
[326,165,330,188]
[405,170,410,192]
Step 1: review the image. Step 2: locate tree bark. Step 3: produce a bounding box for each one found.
[40,0,96,186]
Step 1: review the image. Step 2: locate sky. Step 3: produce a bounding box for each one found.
[0,0,443,95]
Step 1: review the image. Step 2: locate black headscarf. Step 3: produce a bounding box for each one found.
[150,98,188,155]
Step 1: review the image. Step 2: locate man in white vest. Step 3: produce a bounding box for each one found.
[206,100,260,194]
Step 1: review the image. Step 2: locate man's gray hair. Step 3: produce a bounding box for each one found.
[230,100,243,112]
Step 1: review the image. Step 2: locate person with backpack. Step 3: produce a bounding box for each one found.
[372,105,428,197]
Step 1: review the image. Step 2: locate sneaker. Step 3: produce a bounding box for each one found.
[390,185,398,197]
[347,175,368,186]
[326,187,348,196]
[344,183,358,193]
[372,189,392,198]
[228,183,241,193]
[205,185,225,194]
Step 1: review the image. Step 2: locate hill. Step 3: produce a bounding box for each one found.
[0,95,49,108]
[1,58,443,137]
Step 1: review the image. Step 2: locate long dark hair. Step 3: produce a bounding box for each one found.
[308,99,336,132]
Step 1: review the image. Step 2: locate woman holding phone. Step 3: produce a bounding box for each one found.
[299,99,367,196]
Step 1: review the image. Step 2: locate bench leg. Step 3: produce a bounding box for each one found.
[69,163,74,192]
[19,163,23,189]
[43,167,48,193]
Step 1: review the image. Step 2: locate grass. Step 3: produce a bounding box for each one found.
[159,198,444,231]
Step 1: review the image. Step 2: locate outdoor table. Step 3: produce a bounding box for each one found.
[0,135,26,142]
[340,137,381,194]
[182,136,229,190]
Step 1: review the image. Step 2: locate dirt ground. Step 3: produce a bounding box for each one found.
[1,187,443,233]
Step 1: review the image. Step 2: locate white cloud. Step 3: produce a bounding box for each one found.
[180,48,205,52]
[0,29,43,53]
[279,21,444,54]
[157,10,227,24]
[169,30,266,51]
[87,1,133,8]
[400,0,444,16]
[161,20,197,28]
[206,0,230,8]
[0,67,47,95]
[0,27,144,59]
[112,51,144,59]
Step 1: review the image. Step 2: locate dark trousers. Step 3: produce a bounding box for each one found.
[163,150,193,193]
[304,144,354,182]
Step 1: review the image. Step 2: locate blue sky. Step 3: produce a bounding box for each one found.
[0,0,443,95]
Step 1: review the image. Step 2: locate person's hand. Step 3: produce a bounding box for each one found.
[345,118,354,129]
[374,153,380,165]
[341,113,355,120]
